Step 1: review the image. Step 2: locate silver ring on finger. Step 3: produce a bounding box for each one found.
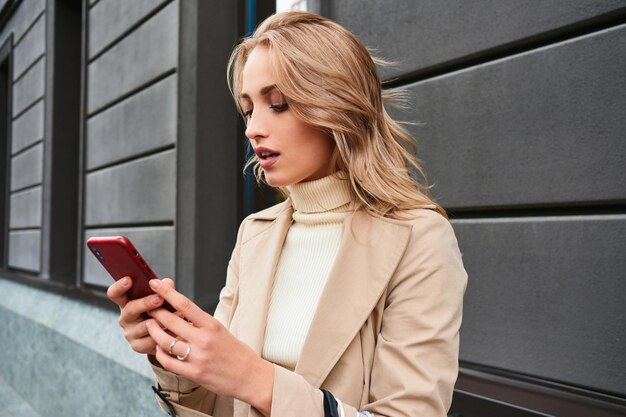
[177,343,191,361]
[168,339,178,356]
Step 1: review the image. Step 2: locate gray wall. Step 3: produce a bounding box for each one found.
[0,0,46,272]
[83,0,179,286]
[329,0,626,401]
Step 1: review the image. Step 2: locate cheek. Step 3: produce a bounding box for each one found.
[276,117,334,172]
[298,138,335,175]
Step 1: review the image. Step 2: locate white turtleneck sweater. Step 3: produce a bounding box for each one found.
[261,173,353,370]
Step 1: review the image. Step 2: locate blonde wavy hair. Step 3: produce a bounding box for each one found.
[227,11,446,219]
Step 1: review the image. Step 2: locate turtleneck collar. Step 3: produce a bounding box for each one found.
[286,172,353,214]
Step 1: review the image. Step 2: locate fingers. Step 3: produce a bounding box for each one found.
[107,276,131,308]
[149,279,208,326]
[147,321,184,356]
[146,320,189,375]
[123,320,151,341]
[129,335,157,355]
[120,294,165,324]
[148,308,195,341]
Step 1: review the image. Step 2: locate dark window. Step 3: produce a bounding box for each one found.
[40,0,82,283]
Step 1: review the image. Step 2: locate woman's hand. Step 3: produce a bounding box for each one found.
[107,276,174,355]
[144,279,274,416]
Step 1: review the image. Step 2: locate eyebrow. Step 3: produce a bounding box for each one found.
[240,84,278,100]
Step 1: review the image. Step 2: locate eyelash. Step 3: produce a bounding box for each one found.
[243,103,288,119]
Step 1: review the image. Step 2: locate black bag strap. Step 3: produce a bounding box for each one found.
[152,385,177,417]
[321,389,340,417]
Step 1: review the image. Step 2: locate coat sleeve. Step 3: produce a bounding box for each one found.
[150,218,247,417]
[268,210,467,417]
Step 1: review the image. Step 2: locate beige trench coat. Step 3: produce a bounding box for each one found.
[151,199,467,417]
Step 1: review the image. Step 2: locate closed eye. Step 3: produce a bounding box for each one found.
[242,102,288,121]
[270,103,288,112]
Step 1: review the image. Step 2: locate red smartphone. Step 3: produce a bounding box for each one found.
[86,236,175,312]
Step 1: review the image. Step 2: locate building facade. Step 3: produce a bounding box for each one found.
[0,0,625,416]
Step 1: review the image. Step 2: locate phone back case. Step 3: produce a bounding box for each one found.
[86,236,174,311]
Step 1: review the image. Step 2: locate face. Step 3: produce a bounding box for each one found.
[240,45,335,187]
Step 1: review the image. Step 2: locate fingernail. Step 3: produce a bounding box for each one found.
[149,279,161,290]
[120,277,129,286]
[150,295,162,305]
[145,319,152,327]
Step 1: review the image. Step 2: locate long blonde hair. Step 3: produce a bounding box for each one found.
[227,11,446,219]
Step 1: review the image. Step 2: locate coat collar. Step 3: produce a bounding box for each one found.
[236,198,412,388]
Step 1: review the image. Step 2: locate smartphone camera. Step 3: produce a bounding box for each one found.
[89,246,105,261]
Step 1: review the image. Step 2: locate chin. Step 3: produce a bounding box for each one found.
[264,173,288,188]
[264,171,300,188]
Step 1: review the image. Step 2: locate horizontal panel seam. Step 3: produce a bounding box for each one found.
[384,8,626,88]
[88,0,174,62]
[85,221,175,229]
[88,0,102,11]
[84,143,176,174]
[11,138,43,157]
[11,9,45,48]
[11,96,43,121]
[8,226,42,232]
[11,51,43,84]
[10,182,43,194]
[87,69,176,117]
[451,214,626,223]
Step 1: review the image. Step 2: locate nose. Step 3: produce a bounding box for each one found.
[245,110,268,141]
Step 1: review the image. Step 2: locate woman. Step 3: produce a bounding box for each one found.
[108,11,467,417]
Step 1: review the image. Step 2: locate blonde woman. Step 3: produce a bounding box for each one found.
[108,11,467,417]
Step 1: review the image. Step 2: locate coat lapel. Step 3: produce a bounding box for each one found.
[294,210,412,387]
[235,202,293,354]
[232,203,293,417]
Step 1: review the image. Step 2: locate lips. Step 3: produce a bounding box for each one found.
[255,147,280,169]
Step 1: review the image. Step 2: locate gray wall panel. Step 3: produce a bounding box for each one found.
[12,12,45,80]
[89,0,169,58]
[0,0,45,46]
[8,230,41,271]
[11,100,44,154]
[10,142,43,191]
[83,226,175,287]
[453,215,626,395]
[9,186,42,228]
[87,1,178,113]
[330,0,626,79]
[406,25,626,210]
[86,74,177,170]
[84,150,176,225]
[12,57,45,116]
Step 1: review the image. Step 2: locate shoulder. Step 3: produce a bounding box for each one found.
[352,206,462,266]
[380,207,466,279]
[402,208,460,255]
[379,208,467,304]
[378,207,454,241]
